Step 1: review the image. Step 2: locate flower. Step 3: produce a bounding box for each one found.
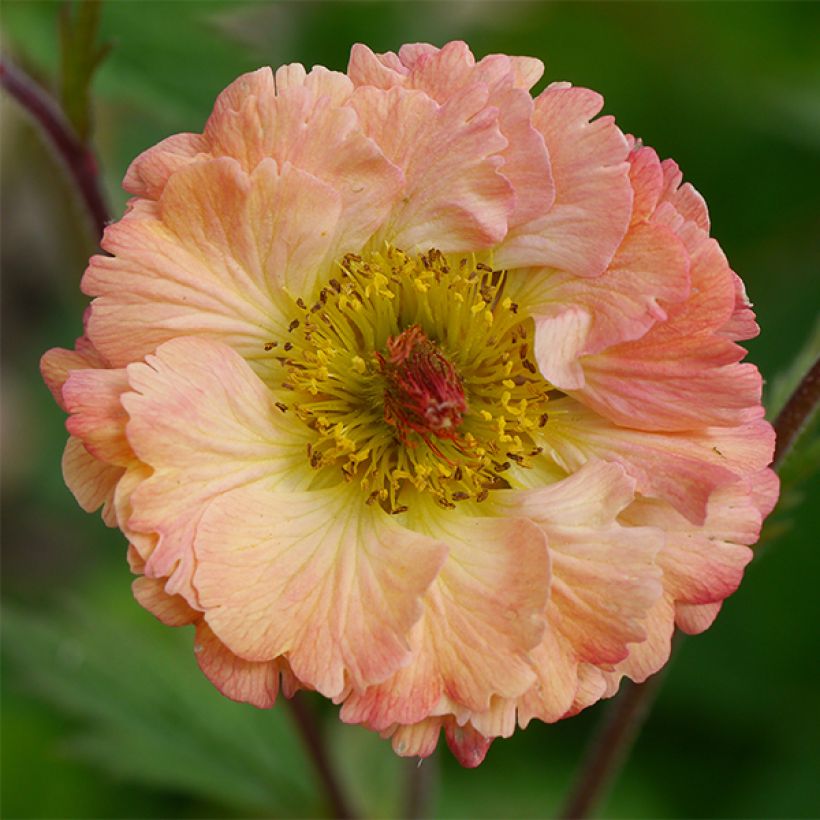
[42,41,777,767]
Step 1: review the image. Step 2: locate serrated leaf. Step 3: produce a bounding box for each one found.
[1,602,321,817]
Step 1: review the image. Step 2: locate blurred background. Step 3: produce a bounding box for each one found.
[2,2,819,818]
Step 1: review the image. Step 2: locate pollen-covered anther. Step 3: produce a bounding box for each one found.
[377,325,467,449]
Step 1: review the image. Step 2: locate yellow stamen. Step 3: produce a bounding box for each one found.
[265,246,555,511]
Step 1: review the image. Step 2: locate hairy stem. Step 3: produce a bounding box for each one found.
[287,693,357,819]
[557,356,819,818]
[1,57,109,241]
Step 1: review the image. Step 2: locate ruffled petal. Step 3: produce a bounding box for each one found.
[445,718,493,768]
[606,595,676,685]
[350,84,514,252]
[123,132,209,199]
[340,512,548,727]
[496,85,632,276]
[566,663,608,717]
[205,66,402,243]
[388,717,442,759]
[121,337,313,602]
[523,221,690,390]
[354,41,553,229]
[532,306,590,390]
[409,47,525,99]
[61,436,124,527]
[194,621,282,709]
[658,158,709,233]
[357,41,543,97]
[468,696,517,740]
[132,576,198,627]
[537,527,662,666]
[63,368,132,466]
[339,617,440,730]
[206,66,310,164]
[115,463,155,561]
[85,158,348,374]
[194,482,447,697]
[125,65,402,240]
[491,462,662,723]
[627,143,664,226]
[603,142,759,413]
[621,470,777,632]
[749,467,781,519]
[45,341,130,527]
[206,64,278,129]
[399,40,481,98]
[515,627,580,725]
[127,544,146,574]
[41,336,108,411]
[347,44,408,89]
[674,602,722,635]
[578,353,763,433]
[719,272,760,342]
[385,711,496,765]
[542,397,775,523]
[509,56,545,90]
[491,84,554,229]
[576,231,761,431]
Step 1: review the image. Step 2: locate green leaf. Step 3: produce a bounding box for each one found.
[1,601,321,817]
[329,716,405,818]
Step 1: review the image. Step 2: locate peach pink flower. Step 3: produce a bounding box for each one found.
[42,41,777,767]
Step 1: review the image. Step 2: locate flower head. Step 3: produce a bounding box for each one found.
[42,41,777,766]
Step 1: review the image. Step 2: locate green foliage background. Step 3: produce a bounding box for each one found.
[2,2,819,817]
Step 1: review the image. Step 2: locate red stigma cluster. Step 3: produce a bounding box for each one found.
[377,325,467,450]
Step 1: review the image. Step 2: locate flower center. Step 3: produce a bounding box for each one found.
[377,324,467,451]
[266,246,552,511]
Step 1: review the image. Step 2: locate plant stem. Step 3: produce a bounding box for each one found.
[59,0,109,142]
[0,57,109,242]
[557,357,819,819]
[557,672,667,820]
[404,753,437,819]
[287,693,357,819]
[773,356,820,469]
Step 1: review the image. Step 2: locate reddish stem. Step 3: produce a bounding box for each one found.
[773,356,820,469]
[404,753,437,819]
[1,57,109,242]
[557,673,667,819]
[287,693,357,819]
